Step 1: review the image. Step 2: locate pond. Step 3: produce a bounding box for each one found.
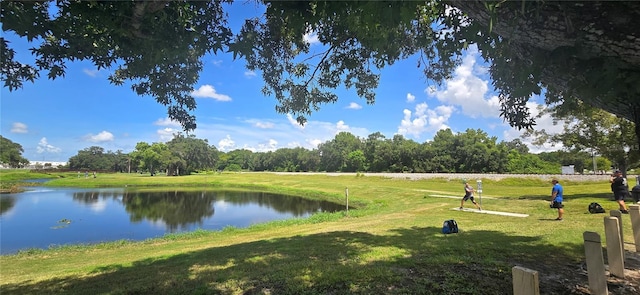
[0,187,344,255]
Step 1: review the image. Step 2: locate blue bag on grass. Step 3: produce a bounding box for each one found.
[442,219,458,234]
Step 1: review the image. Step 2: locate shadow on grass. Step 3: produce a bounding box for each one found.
[2,227,589,295]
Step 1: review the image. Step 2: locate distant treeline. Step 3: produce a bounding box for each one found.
[60,130,612,176]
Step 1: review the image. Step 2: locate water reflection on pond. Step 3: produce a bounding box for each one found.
[0,187,344,255]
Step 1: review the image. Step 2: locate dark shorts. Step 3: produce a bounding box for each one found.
[613,192,628,201]
[551,201,563,209]
[462,195,475,202]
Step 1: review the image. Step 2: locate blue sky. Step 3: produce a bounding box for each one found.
[0,2,563,163]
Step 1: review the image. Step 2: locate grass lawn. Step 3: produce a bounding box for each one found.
[0,171,638,294]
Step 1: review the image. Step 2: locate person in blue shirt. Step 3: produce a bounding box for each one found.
[550,178,564,220]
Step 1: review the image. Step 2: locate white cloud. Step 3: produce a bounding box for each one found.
[303,31,319,45]
[287,141,302,148]
[314,120,368,139]
[191,85,232,101]
[406,93,416,103]
[346,102,362,110]
[427,47,500,118]
[419,46,562,153]
[211,59,223,66]
[88,199,107,213]
[286,114,305,130]
[336,120,350,132]
[218,135,236,151]
[255,121,274,129]
[244,139,280,152]
[397,103,452,138]
[157,128,176,142]
[426,86,437,95]
[154,118,181,127]
[192,116,370,154]
[84,131,114,143]
[503,101,566,153]
[83,68,100,77]
[36,137,62,154]
[399,108,426,138]
[244,70,256,78]
[11,122,28,133]
[307,138,323,147]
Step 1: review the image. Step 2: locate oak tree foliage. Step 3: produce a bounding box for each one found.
[0,135,30,168]
[2,1,639,145]
[2,0,232,130]
[523,102,639,174]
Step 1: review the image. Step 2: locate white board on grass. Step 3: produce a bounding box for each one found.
[452,207,529,218]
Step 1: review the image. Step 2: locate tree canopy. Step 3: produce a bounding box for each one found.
[64,129,563,174]
[2,0,232,130]
[3,1,639,145]
[523,101,639,175]
[449,0,640,147]
[0,135,30,168]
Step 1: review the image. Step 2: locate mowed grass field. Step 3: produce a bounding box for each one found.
[0,171,637,294]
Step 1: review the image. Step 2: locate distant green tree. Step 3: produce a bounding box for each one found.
[216,152,230,171]
[318,132,363,172]
[226,149,254,171]
[363,132,386,172]
[275,148,314,172]
[502,139,530,155]
[0,136,29,168]
[375,139,399,172]
[344,150,366,172]
[166,133,218,175]
[450,129,498,173]
[225,163,242,172]
[413,143,437,173]
[486,142,509,174]
[68,146,116,171]
[110,150,131,173]
[272,148,298,172]
[296,148,321,172]
[131,142,167,175]
[428,129,457,173]
[250,151,271,172]
[505,150,559,174]
[390,135,420,173]
[524,103,639,175]
[595,157,612,174]
[536,150,590,174]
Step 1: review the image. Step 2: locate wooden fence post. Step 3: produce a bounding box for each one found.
[604,217,625,278]
[512,266,539,295]
[345,187,349,216]
[630,205,640,252]
[583,231,608,295]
